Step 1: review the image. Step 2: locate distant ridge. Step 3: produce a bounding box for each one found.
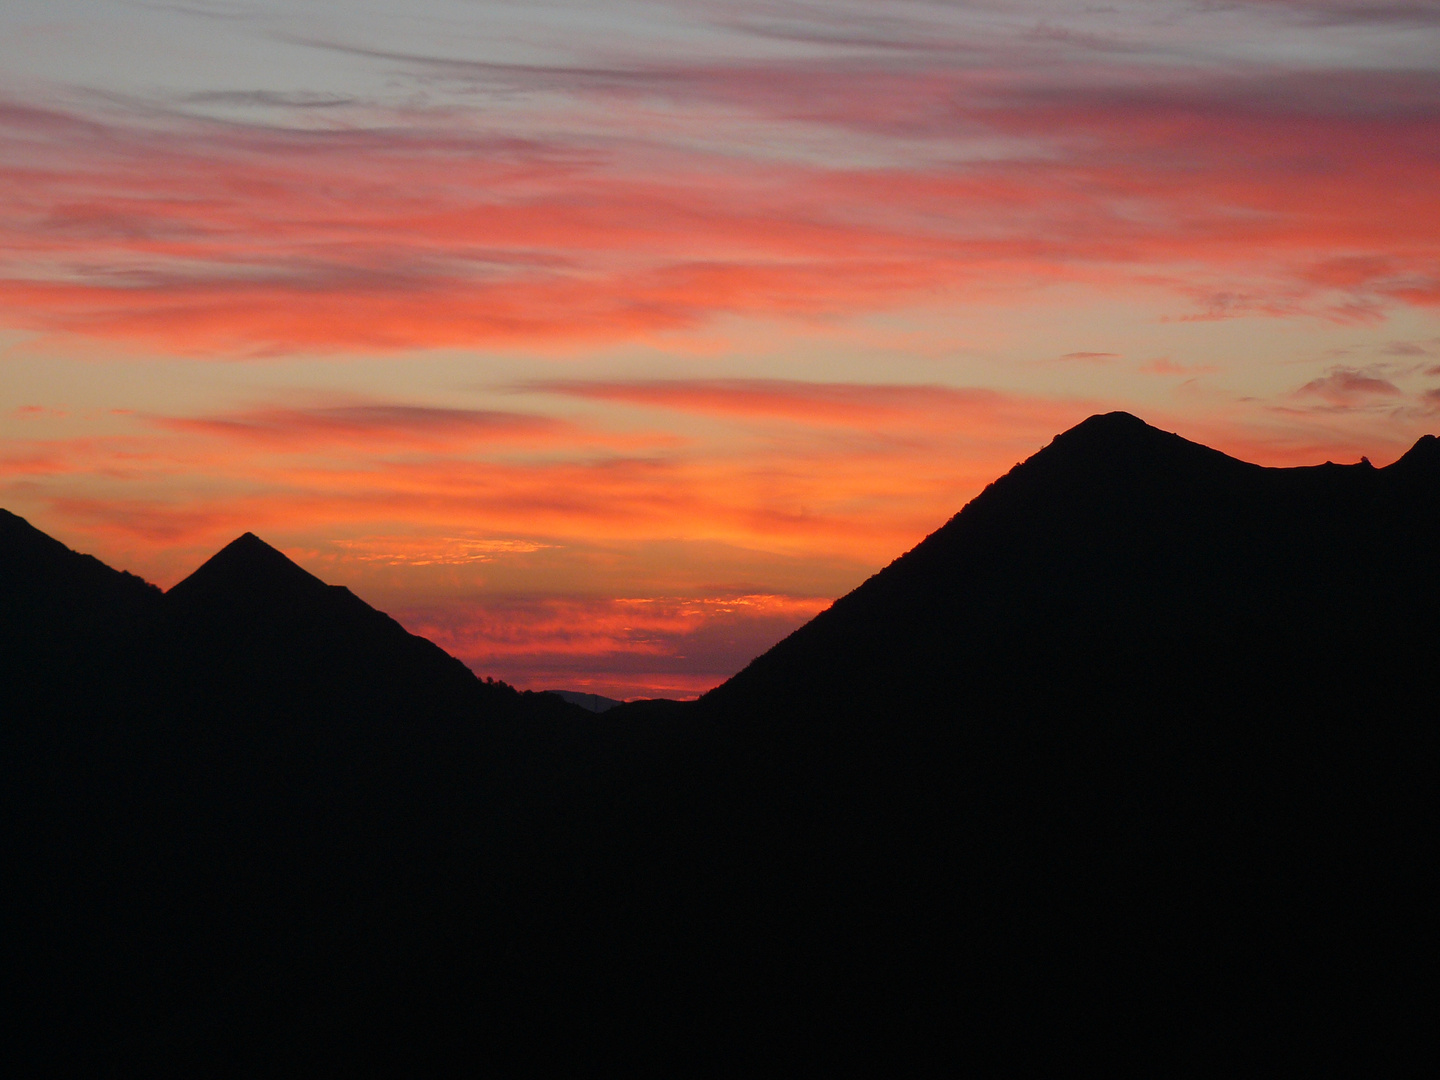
[546,689,625,713]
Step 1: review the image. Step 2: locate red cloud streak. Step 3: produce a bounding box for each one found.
[1,59,1437,353]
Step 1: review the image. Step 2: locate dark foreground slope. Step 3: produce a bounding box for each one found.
[5,414,1438,1071]
[1,508,162,717]
[586,413,1440,1066]
[667,413,1440,1063]
[160,532,509,720]
[3,523,642,1071]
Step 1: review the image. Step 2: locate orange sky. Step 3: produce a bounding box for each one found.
[4,1,1439,697]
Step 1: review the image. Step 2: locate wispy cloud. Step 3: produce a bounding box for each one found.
[1139,357,1219,376]
[327,535,553,565]
[153,404,564,449]
[394,590,833,699]
[1235,1,1440,27]
[2,20,1437,354]
[1296,367,1404,406]
[536,377,999,421]
[1059,352,1119,363]
[1,382,1092,569]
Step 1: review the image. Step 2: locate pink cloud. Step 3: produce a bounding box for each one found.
[527,379,1090,438]
[1141,358,1188,375]
[1140,357,1220,376]
[0,53,1436,354]
[1240,1,1440,25]
[1296,368,1404,406]
[1,382,1095,576]
[393,591,833,699]
[153,405,564,450]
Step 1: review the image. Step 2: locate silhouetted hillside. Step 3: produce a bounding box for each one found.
[0,508,160,621]
[1,518,550,723]
[1,508,161,713]
[669,412,1439,1067]
[160,531,512,720]
[3,521,614,1073]
[5,415,1437,1072]
[710,412,1440,720]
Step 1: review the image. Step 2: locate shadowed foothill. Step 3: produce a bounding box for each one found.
[3,413,1437,1072]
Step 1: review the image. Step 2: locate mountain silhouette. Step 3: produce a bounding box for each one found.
[4,520,609,1074]
[0,507,160,623]
[613,411,1436,1067]
[710,411,1439,721]
[170,530,331,601]
[160,531,505,720]
[5,414,1437,1072]
[1,508,161,715]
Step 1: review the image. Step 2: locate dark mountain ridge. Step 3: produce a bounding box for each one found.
[710,411,1439,722]
[159,531,504,721]
[2,519,543,720]
[1,508,161,711]
[4,521,613,1073]
[653,412,1438,1065]
[5,413,1437,1071]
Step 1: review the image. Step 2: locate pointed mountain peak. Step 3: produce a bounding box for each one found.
[1050,412,1173,451]
[1070,410,1151,434]
[167,532,328,605]
[1033,412,1233,474]
[202,531,306,572]
[219,532,281,559]
[1390,432,1440,472]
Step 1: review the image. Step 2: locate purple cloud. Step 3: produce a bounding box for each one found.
[1296,368,1403,406]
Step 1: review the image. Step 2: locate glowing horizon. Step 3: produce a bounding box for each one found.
[4,0,1439,698]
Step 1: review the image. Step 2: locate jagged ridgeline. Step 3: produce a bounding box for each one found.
[3,414,1436,1072]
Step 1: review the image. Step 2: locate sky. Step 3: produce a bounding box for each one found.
[3,0,1439,698]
